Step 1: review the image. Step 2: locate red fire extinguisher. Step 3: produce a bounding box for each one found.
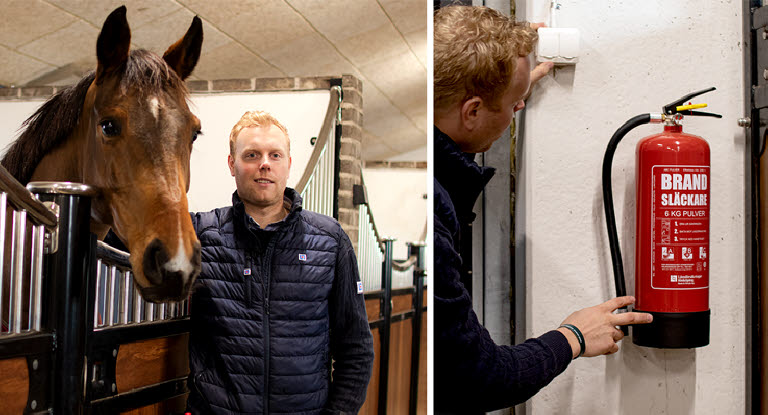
[602,87,720,348]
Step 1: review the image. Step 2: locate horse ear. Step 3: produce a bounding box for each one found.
[96,6,131,85]
[163,16,203,80]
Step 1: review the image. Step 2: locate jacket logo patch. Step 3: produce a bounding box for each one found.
[298,253,307,261]
[243,268,251,276]
[357,281,364,294]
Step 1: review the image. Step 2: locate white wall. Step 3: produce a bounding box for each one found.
[363,167,427,259]
[0,90,330,213]
[522,1,744,414]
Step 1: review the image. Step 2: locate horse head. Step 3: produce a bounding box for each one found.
[23,7,204,302]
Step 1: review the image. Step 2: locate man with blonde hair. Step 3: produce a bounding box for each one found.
[433,5,652,413]
[187,110,374,414]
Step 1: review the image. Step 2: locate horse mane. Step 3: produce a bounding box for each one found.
[1,49,188,185]
[2,72,95,185]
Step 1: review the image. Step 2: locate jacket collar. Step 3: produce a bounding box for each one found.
[232,187,303,231]
[434,126,495,223]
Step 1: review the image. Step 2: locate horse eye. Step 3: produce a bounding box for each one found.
[192,130,202,143]
[100,120,121,137]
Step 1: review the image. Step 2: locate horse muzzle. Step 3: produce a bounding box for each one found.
[140,237,201,303]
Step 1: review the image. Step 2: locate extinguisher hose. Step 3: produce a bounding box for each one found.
[602,114,652,304]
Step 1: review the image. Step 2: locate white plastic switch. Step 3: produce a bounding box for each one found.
[536,27,580,65]
[558,28,580,59]
[537,29,560,58]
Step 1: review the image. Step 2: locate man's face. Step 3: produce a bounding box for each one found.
[464,56,531,153]
[228,125,292,210]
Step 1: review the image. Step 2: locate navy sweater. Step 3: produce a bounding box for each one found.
[434,126,573,413]
[187,190,373,414]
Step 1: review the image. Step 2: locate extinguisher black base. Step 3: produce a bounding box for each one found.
[631,309,710,348]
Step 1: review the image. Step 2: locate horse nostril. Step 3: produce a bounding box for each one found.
[142,238,169,285]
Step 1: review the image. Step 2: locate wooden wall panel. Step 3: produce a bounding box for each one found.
[365,298,381,322]
[115,333,189,393]
[387,319,413,414]
[359,327,380,415]
[0,357,28,414]
[392,293,413,315]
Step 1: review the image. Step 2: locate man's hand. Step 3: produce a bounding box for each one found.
[524,22,554,100]
[557,296,653,358]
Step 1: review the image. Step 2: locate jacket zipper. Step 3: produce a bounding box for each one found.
[262,237,276,415]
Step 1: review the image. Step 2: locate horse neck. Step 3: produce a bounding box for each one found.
[29,119,88,184]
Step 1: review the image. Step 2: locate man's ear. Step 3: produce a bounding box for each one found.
[460,97,483,131]
[228,154,235,177]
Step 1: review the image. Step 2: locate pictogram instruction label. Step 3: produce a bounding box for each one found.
[651,165,709,290]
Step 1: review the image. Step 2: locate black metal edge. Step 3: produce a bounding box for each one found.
[89,318,191,349]
[746,2,760,414]
[86,343,119,402]
[408,271,424,415]
[26,352,54,414]
[392,286,416,297]
[364,287,414,300]
[368,319,385,330]
[89,377,188,414]
[0,332,53,359]
[378,239,393,415]
[364,290,384,299]
[390,311,415,324]
[367,311,424,329]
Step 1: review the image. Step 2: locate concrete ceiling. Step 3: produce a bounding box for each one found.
[0,0,427,161]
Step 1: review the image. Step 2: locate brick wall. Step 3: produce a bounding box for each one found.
[337,75,363,252]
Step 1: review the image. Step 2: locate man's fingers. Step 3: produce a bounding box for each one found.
[529,22,547,30]
[530,61,554,85]
[602,296,636,311]
[612,328,625,342]
[611,311,653,326]
[605,343,620,355]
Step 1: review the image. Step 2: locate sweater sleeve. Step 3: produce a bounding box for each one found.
[325,228,375,413]
[434,213,573,412]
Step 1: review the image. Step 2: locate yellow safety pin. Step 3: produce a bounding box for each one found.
[676,103,708,112]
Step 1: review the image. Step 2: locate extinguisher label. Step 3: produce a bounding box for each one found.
[651,165,709,290]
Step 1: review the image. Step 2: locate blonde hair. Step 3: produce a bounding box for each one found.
[229,110,290,155]
[434,6,537,111]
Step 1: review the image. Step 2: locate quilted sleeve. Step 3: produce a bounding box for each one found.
[325,228,375,413]
[434,203,573,412]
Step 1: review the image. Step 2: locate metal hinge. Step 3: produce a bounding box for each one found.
[43,201,59,254]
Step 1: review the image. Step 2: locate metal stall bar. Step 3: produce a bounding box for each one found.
[0,192,6,333]
[377,238,394,415]
[408,242,426,415]
[8,209,27,333]
[30,224,45,331]
[27,181,96,414]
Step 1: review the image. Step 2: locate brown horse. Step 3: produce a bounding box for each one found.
[1,6,202,302]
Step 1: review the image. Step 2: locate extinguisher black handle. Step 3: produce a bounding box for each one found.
[602,114,653,300]
[662,87,716,115]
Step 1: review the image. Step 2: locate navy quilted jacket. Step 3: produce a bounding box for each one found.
[434,126,573,413]
[187,189,374,415]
